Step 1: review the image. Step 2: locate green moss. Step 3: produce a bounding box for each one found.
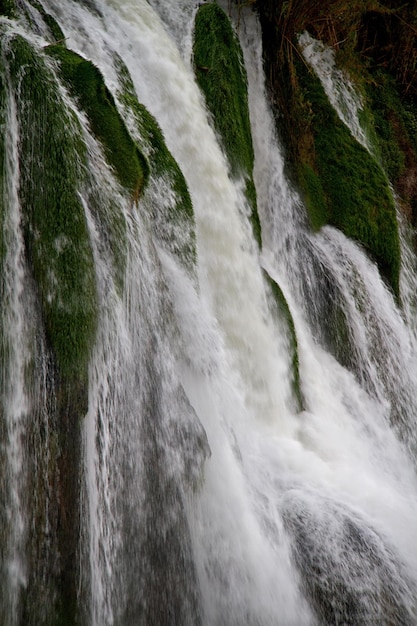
[45,46,153,290]
[47,45,147,198]
[26,0,65,42]
[193,4,262,248]
[298,163,328,231]
[308,256,357,375]
[296,61,400,298]
[364,72,407,183]
[0,0,16,18]
[402,98,417,156]
[114,55,197,271]
[4,36,95,623]
[263,269,304,412]
[245,177,262,250]
[364,70,417,205]
[6,35,98,381]
[193,4,253,175]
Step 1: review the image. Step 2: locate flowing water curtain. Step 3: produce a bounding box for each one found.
[0,26,33,625]
[30,0,208,623]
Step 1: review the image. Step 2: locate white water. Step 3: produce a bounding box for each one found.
[2,1,417,624]
[0,37,31,624]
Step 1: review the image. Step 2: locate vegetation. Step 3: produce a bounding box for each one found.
[25,0,65,42]
[6,35,98,382]
[0,60,5,267]
[263,269,304,412]
[0,0,15,18]
[252,0,417,298]
[0,0,64,40]
[3,33,102,625]
[255,0,417,96]
[193,3,262,248]
[47,45,148,199]
[365,71,417,229]
[297,60,400,297]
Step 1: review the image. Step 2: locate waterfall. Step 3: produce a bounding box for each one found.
[1,1,417,624]
[1,44,30,624]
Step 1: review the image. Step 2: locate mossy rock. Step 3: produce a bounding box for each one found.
[402,96,417,156]
[296,59,400,298]
[4,34,96,623]
[114,54,197,271]
[263,269,304,412]
[25,0,65,42]
[193,3,262,248]
[364,71,407,183]
[0,0,16,18]
[297,163,328,232]
[364,70,417,234]
[301,251,358,378]
[46,45,148,199]
[46,46,152,289]
[6,35,98,382]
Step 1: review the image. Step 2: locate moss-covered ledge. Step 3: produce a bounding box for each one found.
[364,70,417,235]
[263,269,304,413]
[46,45,149,199]
[7,35,98,382]
[295,60,400,298]
[5,33,99,623]
[25,0,65,41]
[193,3,262,248]
[0,0,16,18]
[0,55,6,268]
[254,1,406,298]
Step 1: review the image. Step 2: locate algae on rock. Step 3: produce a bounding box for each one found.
[365,70,417,234]
[263,269,304,413]
[0,0,16,18]
[7,35,98,382]
[47,45,151,291]
[47,45,148,199]
[295,59,401,299]
[0,58,6,268]
[24,0,65,42]
[2,32,100,624]
[193,3,262,248]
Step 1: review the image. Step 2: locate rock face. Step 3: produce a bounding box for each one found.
[193,3,261,247]
[47,46,148,199]
[282,490,416,626]
[3,34,98,624]
[255,0,417,298]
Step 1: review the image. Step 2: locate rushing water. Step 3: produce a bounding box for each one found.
[1,1,417,624]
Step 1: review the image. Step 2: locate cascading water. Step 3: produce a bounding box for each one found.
[1,1,417,624]
[0,48,30,624]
